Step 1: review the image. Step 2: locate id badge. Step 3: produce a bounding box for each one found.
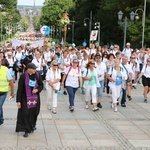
[29,79,36,87]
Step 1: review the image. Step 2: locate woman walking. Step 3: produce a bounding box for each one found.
[82,60,100,111]
[107,59,126,112]
[45,60,61,114]
[62,59,82,111]
[137,58,150,102]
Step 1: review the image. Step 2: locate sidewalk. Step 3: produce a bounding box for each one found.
[1,83,150,150]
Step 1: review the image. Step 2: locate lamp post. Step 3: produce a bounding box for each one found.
[118,11,135,49]
[83,11,92,48]
[94,22,100,46]
[68,18,75,43]
[133,0,146,48]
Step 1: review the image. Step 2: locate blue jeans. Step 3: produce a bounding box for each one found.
[121,88,126,105]
[66,86,78,106]
[0,93,7,124]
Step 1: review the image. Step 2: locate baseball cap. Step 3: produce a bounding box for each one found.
[126,42,131,46]
[27,63,37,69]
[95,53,101,57]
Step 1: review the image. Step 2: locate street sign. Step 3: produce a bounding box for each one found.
[90,30,98,41]
[82,41,87,47]
[40,26,51,35]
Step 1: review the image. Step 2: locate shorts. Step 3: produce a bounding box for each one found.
[142,76,150,87]
[97,80,104,97]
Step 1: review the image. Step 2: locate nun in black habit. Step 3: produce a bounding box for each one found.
[16,63,43,138]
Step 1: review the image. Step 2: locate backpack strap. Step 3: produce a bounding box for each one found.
[86,68,89,77]
[67,66,72,75]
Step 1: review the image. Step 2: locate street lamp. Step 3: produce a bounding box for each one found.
[83,11,92,48]
[117,11,134,49]
[68,18,75,43]
[133,0,147,48]
[94,22,100,46]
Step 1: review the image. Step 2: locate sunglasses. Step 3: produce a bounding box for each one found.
[73,62,79,63]
[131,57,136,59]
[53,64,58,66]
[90,63,95,64]
[147,60,150,62]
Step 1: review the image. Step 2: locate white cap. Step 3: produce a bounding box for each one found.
[7,52,12,55]
[126,42,131,46]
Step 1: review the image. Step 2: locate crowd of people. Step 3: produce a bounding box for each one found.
[0,41,150,138]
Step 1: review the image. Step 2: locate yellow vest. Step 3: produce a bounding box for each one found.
[0,66,9,92]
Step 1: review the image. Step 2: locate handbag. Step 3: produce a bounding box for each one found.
[57,88,63,97]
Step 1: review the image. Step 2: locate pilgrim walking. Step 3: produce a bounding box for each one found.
[15,63,43,137]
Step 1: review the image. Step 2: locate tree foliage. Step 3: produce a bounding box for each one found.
[40,0,75,26]
[33,16,41,31]
[0,0,21,41]
[40,0,150,48]
[20,16,30,31]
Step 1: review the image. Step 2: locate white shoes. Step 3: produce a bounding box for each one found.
[111,102,114,108]
[52,109,57,114]
[92,107,99,111]
[85,105,89,109]
[114,107,117,112]
[47,105,51,110]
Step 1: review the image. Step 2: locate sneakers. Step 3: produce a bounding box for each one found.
[121,104,126,107]
[85,105,89,109]
[114,107,117,112]
[70,106,74,112]
[82,91,85,95]
[127,95,132,101]
[132,86,136,89]
[144,99,147,103]
[111,102,114,108]
[47,105,51,110]
[63,91,67,95]
[0,123,4,127]
[97,103,102,108]
[92,107,99,111]
[52,109,57,114]
[23,132,29,138]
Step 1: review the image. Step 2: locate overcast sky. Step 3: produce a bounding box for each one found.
[17,0,45,6]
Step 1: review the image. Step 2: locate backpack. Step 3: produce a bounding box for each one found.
[67,66,80,76]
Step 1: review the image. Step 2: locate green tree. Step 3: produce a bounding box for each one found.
[33,16,40,31]
[20,16,30,31]
[0,0,21,41]
[40,0,75,26]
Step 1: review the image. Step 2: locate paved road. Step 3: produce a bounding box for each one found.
[1,82,150,150]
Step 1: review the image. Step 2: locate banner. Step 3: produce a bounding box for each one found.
[12,39,44,48]
[90,30,98,41]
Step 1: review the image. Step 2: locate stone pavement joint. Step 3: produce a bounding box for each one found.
[1,84,150,149]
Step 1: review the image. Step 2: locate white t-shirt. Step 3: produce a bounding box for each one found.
[144,54,150,65]
[45,68,61,90]
[65,66,81,88]
[142,65,150,78]
[122,48,133,61]
[80,59,88,72]
[32,57,45,71]
[95,62,106,81]
[129,62,140,80]
[120,63,132,80]
[90,48,96,54]
[108,67,126,86]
